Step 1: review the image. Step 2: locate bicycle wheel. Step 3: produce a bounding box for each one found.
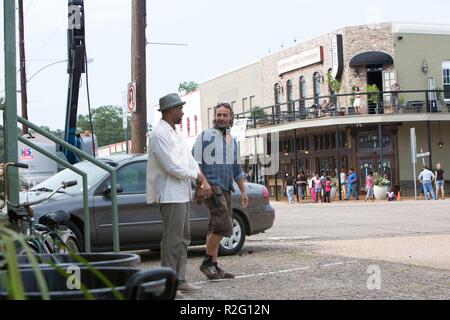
[17,239,42,255]
[64,237,80,254]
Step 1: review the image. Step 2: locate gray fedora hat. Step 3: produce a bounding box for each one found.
[158,93,186,112]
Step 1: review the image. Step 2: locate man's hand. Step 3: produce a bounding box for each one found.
[241,191,249,208]
[195,171,212,204]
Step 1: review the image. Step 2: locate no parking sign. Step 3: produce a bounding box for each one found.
[127,81,137,113]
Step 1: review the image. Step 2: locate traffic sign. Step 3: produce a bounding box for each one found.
[127,82,137,113]
[416,152,430,158]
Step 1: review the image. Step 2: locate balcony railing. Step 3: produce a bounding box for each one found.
[237,90,450,129]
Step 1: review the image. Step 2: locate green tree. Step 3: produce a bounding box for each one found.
[250,106,266,119]
[327,72,341,94]
[77,105,130,147]
[178,81,199,95]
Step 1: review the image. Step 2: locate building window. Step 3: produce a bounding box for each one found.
[242,97,248,114]
[286,80,293,113]
[299,76,306,114]
[443,61,450,100]
[358,134,391,150]
[274,83,282,116]
[313,72,322,106]
[383,71,396,105]
[249,95,255,109]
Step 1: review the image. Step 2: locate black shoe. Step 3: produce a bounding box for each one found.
[199,264,220,280]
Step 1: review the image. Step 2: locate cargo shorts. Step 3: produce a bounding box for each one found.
[206,185,233,237]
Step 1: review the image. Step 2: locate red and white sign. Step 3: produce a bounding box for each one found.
[21,148,34,161]
[278,46,324,75]
[127,81,137,113]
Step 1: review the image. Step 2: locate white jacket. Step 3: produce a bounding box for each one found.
[146,120,199,204]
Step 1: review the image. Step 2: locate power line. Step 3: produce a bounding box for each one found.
[25,0,35,16]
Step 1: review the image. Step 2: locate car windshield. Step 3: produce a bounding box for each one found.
[30,161,110,195]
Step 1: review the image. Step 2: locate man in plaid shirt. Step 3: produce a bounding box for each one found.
[193,102,249,279]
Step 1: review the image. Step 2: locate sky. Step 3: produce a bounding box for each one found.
[1,0,450,130]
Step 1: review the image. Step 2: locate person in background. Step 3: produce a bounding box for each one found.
[365,171,375,202]
[285,173,295,204]
[296,171,308,200]
[386,188,396,201]
[313,172,322,203]
[340,169,347,199]
[346,169,359,200]
[418,166,436,200]
[435,163,445,200]
[245,169,254,183]
[324,177,332,203]
[309,174,316,203]
[353,87,361,115]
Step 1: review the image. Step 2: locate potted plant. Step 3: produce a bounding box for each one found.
[399,96,406,111]
[327,72,342,112]
[373,175,391,200]
[250,106,267,127]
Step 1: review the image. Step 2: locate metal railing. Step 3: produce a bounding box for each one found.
[17,116,121,253]
[237,90,450,129]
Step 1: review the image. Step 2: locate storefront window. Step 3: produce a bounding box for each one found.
[443,61,450,100]
[358,134,391,150]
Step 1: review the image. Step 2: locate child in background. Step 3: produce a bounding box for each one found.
[324,177,332,203]
[386,189,396,201]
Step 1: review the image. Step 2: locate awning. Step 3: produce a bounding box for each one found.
[349,51,394,67]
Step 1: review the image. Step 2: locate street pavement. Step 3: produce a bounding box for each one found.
[137,199,450,300]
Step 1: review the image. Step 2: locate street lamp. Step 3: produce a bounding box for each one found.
[27,58,94,82]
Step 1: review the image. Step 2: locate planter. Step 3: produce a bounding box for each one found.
[373,185,389,200]
[0,267,177,300]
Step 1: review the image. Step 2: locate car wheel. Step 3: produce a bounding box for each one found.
[65,220,84,252]
[218,214,246,256]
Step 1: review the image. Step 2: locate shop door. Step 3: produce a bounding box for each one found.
[358,157,393,191]
[359,160,374,192]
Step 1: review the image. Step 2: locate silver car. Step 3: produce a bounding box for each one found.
[25,155,275,255]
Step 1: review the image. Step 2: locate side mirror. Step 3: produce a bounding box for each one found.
[103,184,123,196]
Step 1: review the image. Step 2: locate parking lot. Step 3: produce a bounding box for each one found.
[136,199,450,300]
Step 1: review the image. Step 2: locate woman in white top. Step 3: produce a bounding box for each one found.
[353,86,361,115]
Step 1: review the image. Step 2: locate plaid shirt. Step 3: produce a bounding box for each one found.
[192,129,244,192]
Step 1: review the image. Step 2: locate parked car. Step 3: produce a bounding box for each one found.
[22,154,275,256]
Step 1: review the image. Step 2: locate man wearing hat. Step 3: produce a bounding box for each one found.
[147,93,212,296]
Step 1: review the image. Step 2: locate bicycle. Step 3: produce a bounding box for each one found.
[1,162,81,254]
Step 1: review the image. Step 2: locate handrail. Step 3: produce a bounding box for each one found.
[237,89,449,127]
[18,135,91,253]
[237,89,446,118]
[17,116,120,253]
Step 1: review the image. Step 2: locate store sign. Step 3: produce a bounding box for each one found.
[278,46,324,75]
[231,119,248,142]
[330,34,344,80]
[21,148,34,161]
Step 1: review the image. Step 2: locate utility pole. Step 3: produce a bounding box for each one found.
[18,0,29,134]
[131,0,147,154]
